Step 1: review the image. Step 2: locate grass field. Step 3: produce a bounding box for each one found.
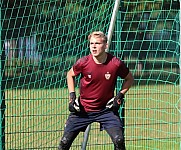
[4,84,180,149]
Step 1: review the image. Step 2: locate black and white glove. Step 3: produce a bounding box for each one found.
[68,92,80,113]
[106,92,124,112]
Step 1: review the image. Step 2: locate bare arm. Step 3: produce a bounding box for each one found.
[67,68,81,112]
[119,72,134,94]
[67,67,76,93]
[106,72,134,112]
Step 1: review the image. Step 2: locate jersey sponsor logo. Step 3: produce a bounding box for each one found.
[105,72,111,80]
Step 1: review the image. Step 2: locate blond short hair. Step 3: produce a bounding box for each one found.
[88,31,107,43]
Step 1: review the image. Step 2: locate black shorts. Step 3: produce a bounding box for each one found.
[63,109,123,133]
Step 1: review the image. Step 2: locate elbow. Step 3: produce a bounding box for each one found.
[67,68,76,79]
[131,77,134,86]
[67,70,70,78]
[130,73,134,85]
[127,72,134,86]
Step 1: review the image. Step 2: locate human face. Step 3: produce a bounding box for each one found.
[89,37,108,57]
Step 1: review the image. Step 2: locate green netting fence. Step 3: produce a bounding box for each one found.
[0,0,180,149]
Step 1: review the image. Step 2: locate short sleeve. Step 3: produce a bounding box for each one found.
[111,56,129,79]
[118,61,129,78]
[72,58,82,76]
[72,56,88,76]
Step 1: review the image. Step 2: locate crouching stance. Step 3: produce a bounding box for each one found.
[58,31,134,150]
[58,110,126,150]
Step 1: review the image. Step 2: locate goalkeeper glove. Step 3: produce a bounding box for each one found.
[69,92,80,113]
[106,92,124,112]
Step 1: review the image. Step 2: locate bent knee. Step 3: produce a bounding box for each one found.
[58,136,70,150]
[113,135,125,148]
[58,131,79,150]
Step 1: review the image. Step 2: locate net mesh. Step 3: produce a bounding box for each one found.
[1,0,180,149]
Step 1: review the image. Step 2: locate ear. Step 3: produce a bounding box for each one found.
[105,43,108,49]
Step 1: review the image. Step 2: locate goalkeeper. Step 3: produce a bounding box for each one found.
[58,31,134,150]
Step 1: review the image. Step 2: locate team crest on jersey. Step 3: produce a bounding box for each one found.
[88,74,91,78]
[105,72,111,80]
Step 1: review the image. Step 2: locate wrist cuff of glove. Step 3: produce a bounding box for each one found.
[70,92,76,100]
[117,92,124,99]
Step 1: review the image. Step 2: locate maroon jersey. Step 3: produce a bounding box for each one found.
[73,53,129,112]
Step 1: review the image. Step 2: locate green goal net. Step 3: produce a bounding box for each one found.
[1,0,180,149]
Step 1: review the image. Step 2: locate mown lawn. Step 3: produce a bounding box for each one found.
[4,84,180,149]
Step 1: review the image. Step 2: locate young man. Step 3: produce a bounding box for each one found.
[58,31,134,150]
